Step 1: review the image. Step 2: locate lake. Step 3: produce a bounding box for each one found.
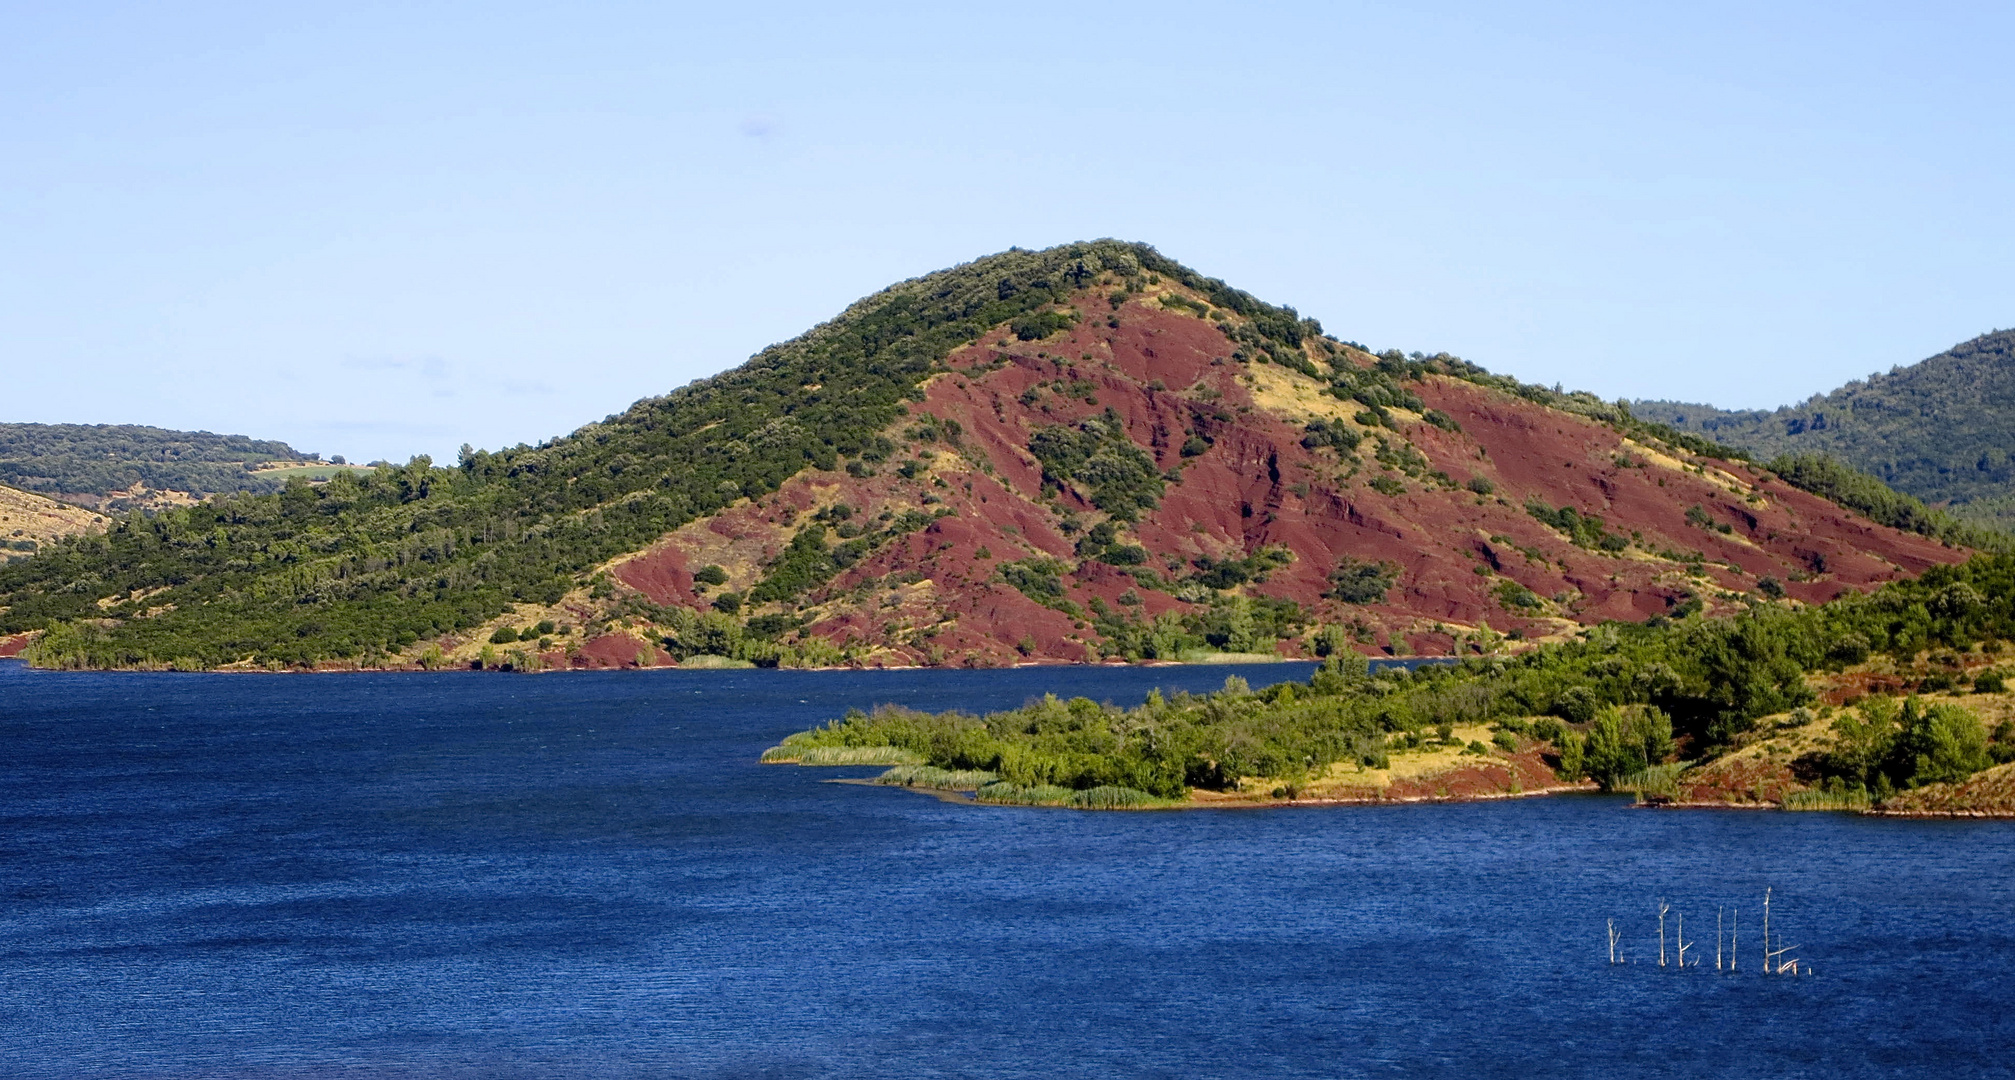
[3,659,2012,1077]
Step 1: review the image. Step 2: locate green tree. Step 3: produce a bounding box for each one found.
[1582,705,1675,791]
[1827,696,1898,788]
[1888,698,1991,787]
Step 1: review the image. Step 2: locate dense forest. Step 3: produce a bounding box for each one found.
[0,423,315,497]
[769,554,2015,807]
[1633,330,2015,526]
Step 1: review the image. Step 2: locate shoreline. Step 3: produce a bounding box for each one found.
[0,631,1456,676]
[849,777,2015,817]
[0,653,1429,676]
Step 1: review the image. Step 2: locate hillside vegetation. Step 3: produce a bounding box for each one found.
[1634,330,2015,527]
[0,423,317,504]
[768,554,2015,808]
[0,485,105,563]
[0,242,1984,671]
[2,244,1183,667]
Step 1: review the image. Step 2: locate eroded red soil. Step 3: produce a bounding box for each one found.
[609,293,1964,666]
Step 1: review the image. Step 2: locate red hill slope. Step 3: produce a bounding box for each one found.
[594,279,1960,668]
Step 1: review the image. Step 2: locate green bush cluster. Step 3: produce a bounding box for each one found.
[1818,695,2001,796]
[1327,556,1397,604]
[1188,546,1292,591]
[998,557,1079,617]
[1073,519,1147,566]
[1011,310,1079,341]
[1525,498,1629,552]
[1299,420,1363,454]
[1027,410,1166,520]
[1088,593,1304,660]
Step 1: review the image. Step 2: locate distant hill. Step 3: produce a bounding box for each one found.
[1632,330,2015,526]
[0,241,1979,671]
[0,423,321,509]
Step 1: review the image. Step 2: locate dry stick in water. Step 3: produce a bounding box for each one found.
[1767,942,1800,974]
[1657,899,1670,968]
[1731,908,1739,973]
[1608,918,1622,965]
[1762,888,1772,976]
[1716,907,1724,972]
[1677,911,1692,969]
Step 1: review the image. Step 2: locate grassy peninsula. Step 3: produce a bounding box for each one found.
[766,554,2015,811]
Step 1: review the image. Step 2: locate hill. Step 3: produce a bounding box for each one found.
[0,423,321,510]
[1632,330,2015,527]
[0,242,1976,671]
[0,485,105,563]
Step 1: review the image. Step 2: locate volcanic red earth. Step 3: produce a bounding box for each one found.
[604,293,1960,667]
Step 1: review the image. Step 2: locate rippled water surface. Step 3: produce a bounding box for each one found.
[3,659,2013,1078]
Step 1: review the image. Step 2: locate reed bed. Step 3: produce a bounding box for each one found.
[875,764,999,789]
[975,781,1169,809]
[1782,787,1873,812]
[975,782,1081,806]
[1618,762,1690,801]
[760,743,924,765]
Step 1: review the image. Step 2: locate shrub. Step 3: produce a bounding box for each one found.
[489,626,521,644]
[1551,686,1600,725]
[1526,498,1628,551]
[1011,310,1078,341]
[1494,580,1542,610]
[1300,420,1362,453]
[1328,557,1398,603]
[1465,475,1495,496]
[693,565,728,586]
[1027,412,1165,520]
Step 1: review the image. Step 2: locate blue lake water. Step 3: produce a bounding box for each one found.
[3,658,2013,1078]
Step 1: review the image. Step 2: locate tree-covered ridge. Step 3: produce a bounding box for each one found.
[1765,454,2011,553]
[1,241,1328,669]
[767,554,2015,805]
[0,422,315,497]
[1632,330,2015,525]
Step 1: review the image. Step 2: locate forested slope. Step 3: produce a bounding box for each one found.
[0,423,316,504]
[1633,330,2015,525]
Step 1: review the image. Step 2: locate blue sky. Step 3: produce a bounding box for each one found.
[4,2,2010,464]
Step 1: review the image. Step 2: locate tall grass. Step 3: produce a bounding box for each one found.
[1616,762,1690,801]
[974,781,1169,809]
[875,764,998,789]
[760,743,924,765]
[1782,787,1873,812]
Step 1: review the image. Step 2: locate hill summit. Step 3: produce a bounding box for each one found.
[0,242,1971,671]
